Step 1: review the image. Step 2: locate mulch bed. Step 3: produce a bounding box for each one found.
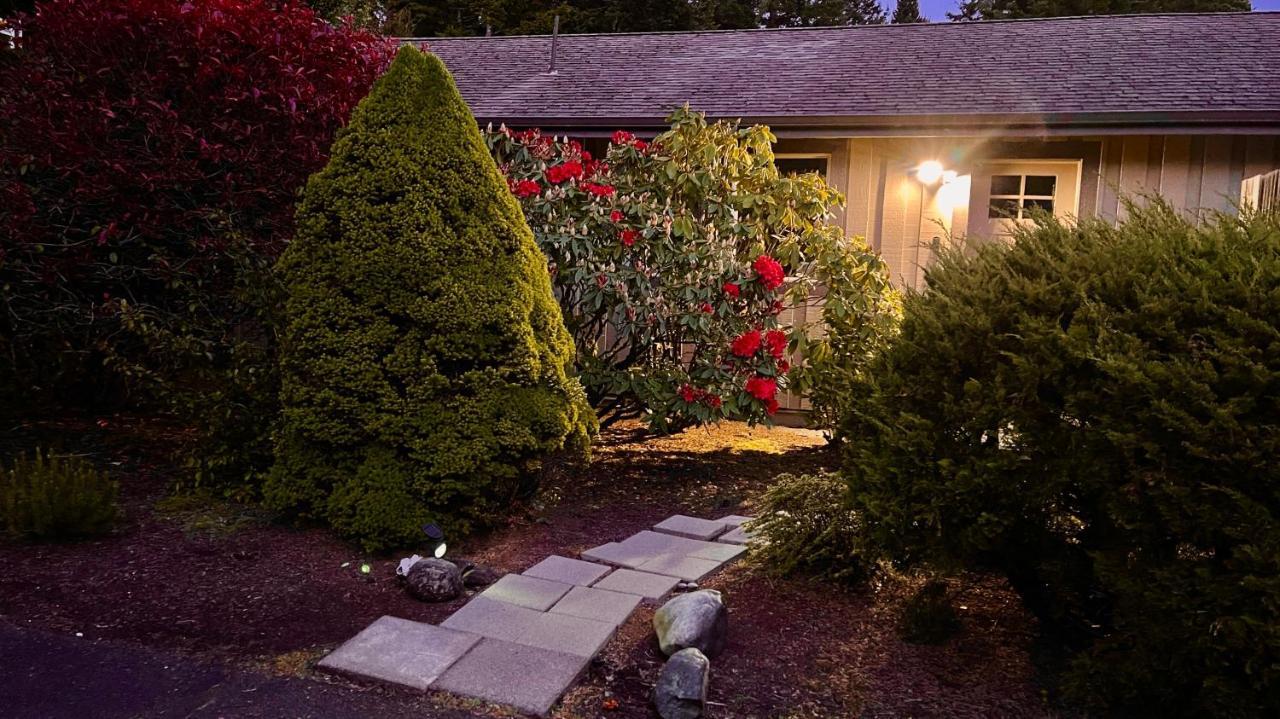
[0,414,1058,718]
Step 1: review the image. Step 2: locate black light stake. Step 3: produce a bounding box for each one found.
[422,522,446,559]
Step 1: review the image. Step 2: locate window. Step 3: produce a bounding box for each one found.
[988,174,1056,219]
[776,156,828,177]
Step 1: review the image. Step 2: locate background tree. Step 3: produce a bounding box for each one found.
[891,0,926,23]
[267,46,593,550]
[948,0,1249,21]
[307,0,412,34]
[758,0,887,25]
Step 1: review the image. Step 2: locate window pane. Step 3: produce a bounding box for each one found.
[776,157,828,177]
[1024,198,1055,214]
[1024,175,1056,196]
[989,198,1020,218]
[990,174,1021,196]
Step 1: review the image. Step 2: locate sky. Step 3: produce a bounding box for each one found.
[911,0,1280,21]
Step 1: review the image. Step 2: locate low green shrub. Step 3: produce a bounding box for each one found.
[266,47,594,552]
[844,203,1280,717]
[749,472,867,583]
[898,578,960,644]
[1,449,118,540]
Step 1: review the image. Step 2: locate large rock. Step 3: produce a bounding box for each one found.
[405,558,463,602]
[653,648,710,719]
[653,589,727,658]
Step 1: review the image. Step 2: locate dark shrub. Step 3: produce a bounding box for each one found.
[2,449,118,541]
[898,578,960,644]
[844,204,1280,717]
[266,47,595,552]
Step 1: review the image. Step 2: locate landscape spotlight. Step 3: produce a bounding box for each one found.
[422,522,447,558]
[915,160,945,185]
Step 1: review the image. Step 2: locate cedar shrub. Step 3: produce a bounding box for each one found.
[844,203,1280,717]
[2,449,118,541]
[266,46,595,552]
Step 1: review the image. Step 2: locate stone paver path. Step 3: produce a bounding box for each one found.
[317,514,751,717]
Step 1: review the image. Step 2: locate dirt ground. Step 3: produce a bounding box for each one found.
[0,415,1056,718]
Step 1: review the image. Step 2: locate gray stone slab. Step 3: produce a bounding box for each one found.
[550,585,641,628]
[479,573,573,611]
[581,542,651,569]
[440,596,543,643]
[431,637,589,717]
[618,530,709,554]
[317,616,480,691]
[523,554,611,587]
[517,609,617,658]
[689,541,747,563]
[716,514,753,527]
[636,553,723,581]
[718,526,752,545]
[591,568,681,601]
[654,515,730,541]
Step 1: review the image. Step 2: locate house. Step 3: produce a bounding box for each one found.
[424,11,1280,293]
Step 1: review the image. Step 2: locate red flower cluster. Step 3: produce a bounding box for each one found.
[509,178,541,198]
[765,329,787,360]
[546,160,584,184]
[745,376,779,414]
[611,129,649,152]
[731,328,762,357]
[700,302,714,314]
[610,209,624,223]
[678,383,722,408]
[581,182,615,198]
[620,229,639,246]
[722,281,740,298]
[753,254,785,290]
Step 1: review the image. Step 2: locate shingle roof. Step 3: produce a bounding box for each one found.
[420,12,1280,134]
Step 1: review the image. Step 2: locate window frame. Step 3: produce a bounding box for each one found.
[987,173,1058,220]
[774,152,832,179]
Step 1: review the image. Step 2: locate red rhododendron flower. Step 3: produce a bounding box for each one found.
[596,274,608,287]
[765,329,787,359]
[620,229,639,246]
[701,302,714,314]
[610,209,624,223]
[771,300,785,315]
[634,139,649,151]
[612,130,635,144]
[731,328,762,357]
[722,281,740,298]
[546,160,584,184]
[779,359,791,374]
[753,255,785,290]
[705,394,723,409]
[765,397,779,415]
[581,182,615,197]
[679,384,698,403]
[745,375,778,401]
[509,178,541,198]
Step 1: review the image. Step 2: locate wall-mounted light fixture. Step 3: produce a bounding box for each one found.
[914,160,958,186]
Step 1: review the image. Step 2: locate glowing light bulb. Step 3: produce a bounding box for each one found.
[434,542,447,559]
[916,160,945,185]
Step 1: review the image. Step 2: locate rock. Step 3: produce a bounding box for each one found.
[446,557,476,574]
[405,558,463,602]
[675,581,699,593]
[653,589,727,658]
[653,648,710,719]
[461,565,502,588]
[396,554,424,577]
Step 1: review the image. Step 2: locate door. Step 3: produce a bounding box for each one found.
[968,160,1082,240]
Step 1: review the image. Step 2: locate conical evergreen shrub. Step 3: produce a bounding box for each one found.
[265,46,594,551]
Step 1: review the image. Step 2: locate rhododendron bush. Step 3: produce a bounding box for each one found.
[487,108,896,431]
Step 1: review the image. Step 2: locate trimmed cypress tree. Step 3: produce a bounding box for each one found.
[265,45,594,551]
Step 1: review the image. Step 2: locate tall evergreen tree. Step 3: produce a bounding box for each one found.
[759,0,888,26]
[891,0,926,22]
[948,0,1249,22]
[266,46,594,550]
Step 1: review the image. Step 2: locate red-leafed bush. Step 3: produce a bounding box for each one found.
[0,0,394,408]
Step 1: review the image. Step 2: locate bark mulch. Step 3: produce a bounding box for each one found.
[0,414,1059,718]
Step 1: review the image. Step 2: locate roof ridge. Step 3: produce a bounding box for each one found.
[408,10,1276,42]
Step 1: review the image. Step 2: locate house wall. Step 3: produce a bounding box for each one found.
[788,134,1280,291]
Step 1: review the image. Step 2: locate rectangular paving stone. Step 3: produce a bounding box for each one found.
[591,568,680,601]
[317,616,480,691]
[523,554,611,587]
[479,573,573,611]
[618,530,709,554]
[441,596,544,643]
[431,637,589,717]
[653,514,731,540]
[689,541,747,563]
[581,542,651,569]
[550,585,641,628]
[716,514,753,527]
[718,526,752,545]
[636,553,723,581]
[517,609,617,658]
